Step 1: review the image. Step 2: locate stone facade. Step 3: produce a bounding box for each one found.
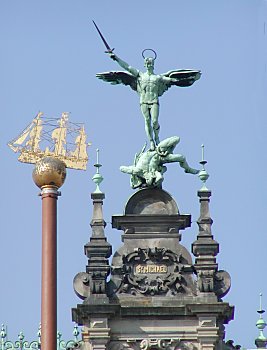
[72,188,234,350]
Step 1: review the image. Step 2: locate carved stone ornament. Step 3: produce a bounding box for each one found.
[179,342,198,350]
[111,247,196,296]
[214,270,231,298]
[140,338,180,350]
[73,272,90,300]
[108,339,181,350]
[109,340,139,350]
[197,270,214,293]
[197,269,231,297]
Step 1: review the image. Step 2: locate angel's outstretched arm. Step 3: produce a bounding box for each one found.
[108,53,139,77]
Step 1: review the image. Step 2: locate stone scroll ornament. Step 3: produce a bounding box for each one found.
[111,247,197,296]
[108,339,195,350]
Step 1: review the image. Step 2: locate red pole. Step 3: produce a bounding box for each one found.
[32,157,66,350]
[41,187,58,350]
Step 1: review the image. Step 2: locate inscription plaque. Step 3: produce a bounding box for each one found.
[135,264,168,274]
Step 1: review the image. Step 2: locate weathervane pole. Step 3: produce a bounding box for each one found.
[8,112,89,350]
[33,157,67,350]
[41,185,58,350]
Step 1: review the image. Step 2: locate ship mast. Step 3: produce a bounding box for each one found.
[8,111,88,170]
[52,112,68,156]
[72,126,87,159]
[26,113,43,152]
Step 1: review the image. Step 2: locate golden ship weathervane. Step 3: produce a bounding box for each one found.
[8,112,89,170]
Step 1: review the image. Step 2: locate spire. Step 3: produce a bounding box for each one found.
[192,147,230,298]
[195,145,213,237]
[192,150,218,294]
[90,149,106,237]
[255,293,267,348]
[82,149,112,301]
[92,149,103,194]
[198,144,209,192]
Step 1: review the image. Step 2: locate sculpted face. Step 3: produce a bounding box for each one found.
[144,57,155,72]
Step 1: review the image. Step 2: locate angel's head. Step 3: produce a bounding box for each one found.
[144,57,155,73]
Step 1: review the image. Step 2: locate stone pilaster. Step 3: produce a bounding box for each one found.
[197,316,219,350]
[82,318,110,350]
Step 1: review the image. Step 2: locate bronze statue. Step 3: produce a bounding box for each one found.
[96,49,201,150]
[93,21,201,188]
[120,136,199,189]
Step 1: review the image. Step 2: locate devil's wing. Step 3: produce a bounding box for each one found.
[159,69,201,96]
[96,71,137,91]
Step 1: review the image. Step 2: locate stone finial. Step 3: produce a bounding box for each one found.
[255,293,267,348]
[90,149,106,237]
[198,144,209,191]
[92,149,103,193]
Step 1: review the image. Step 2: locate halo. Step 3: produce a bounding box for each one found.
[142,49,157,60]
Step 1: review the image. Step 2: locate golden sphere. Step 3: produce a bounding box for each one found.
[32,157,66,189]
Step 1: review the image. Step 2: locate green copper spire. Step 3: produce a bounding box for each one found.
[198,144,209,191]
[92,149,103,193]
[1,324,6,340]
[255,293,267,348]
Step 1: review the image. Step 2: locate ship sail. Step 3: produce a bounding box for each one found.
[8,112,43,152]
[13,129,30,145]
[71,126,87,159]
[9,111,88,170]
[52,112,68,156]
[26,117,43,152]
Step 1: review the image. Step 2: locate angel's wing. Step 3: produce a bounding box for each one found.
[158,69,201,96]
[96,71,137,91]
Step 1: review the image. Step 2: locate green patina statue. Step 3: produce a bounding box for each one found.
[96,49,201,150]
[93,22,200,188]
[120,136,199,189]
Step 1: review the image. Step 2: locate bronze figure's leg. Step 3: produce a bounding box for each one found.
[165,154,199,175]
[141,104,155,150]
[151,104,160,145]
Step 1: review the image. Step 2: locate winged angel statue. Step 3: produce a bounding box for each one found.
[96,49,201,150]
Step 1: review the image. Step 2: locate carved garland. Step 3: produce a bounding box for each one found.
[108,339,196,350]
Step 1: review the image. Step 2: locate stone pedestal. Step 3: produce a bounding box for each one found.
[72,188,234,350]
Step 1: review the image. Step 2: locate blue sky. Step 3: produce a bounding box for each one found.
[1,0,267,347]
